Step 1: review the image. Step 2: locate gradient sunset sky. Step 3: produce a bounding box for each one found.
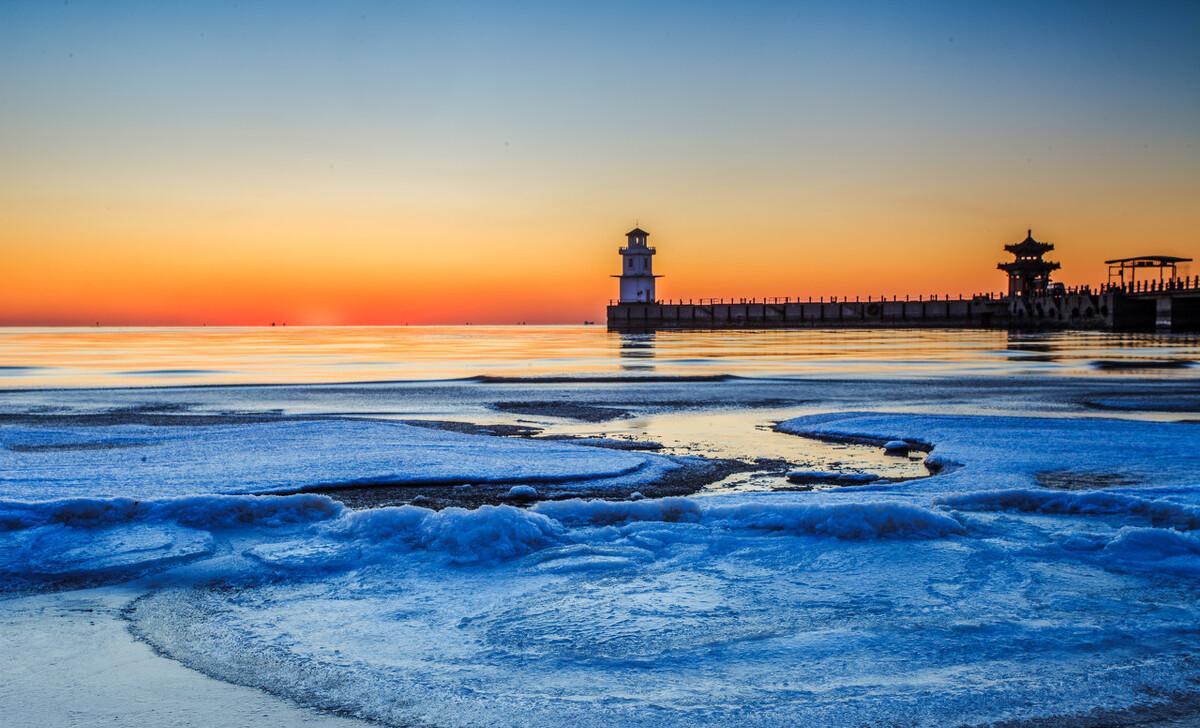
[2,1,1197,325]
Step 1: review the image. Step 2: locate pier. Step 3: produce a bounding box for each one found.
[608,294,1007,330]
[606,228,1198,331]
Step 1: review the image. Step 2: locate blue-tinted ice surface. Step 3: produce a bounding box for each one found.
[0,419,680,500]
[776,411,1200,495]
[6,412,1200,726]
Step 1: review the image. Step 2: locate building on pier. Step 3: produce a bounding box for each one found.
[613,227,660,303]
[997,229,1060,297]
[1105,255,1192,287]
[606,224,1199,331]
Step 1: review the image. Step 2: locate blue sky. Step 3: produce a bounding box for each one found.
[2,0,1197,323]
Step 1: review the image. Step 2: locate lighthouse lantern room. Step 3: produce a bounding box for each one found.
[613,227,661,303]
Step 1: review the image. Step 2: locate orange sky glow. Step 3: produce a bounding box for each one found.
[2,2,1196,325]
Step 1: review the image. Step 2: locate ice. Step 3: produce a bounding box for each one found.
[124,487,1200,727]
[335,504,564,564]
[535,496,963,539]
[1,524,213,578]
[502,484,539,500]
[703,500,965,538]
[0,494,342,581]
[937,488,1200,530]
[245,503,565,567]
[7,410,1200,725]
[0,493,343,532]
[1,492,960,582]
[534,495,702,526]
[776,411,1200,494]
[1100,527,1200,575]
[0,419,683,500]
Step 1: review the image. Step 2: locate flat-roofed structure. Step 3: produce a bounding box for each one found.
[1105,255,1193,287]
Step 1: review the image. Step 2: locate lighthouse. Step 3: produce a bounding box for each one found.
[613,227,661,303]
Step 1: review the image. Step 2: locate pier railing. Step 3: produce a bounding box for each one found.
[610,293,1006,306]
[608,276,1200,307]
[1102,276,1200,295]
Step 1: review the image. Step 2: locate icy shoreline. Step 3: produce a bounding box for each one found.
[0,587,364,728]
[4,375,1200,726]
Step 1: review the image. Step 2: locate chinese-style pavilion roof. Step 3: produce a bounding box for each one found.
[1004,229,1054,256]
[997,259,1061,273]
[626,227,650,238]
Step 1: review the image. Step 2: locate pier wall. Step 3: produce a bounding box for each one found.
[1006,290,1111,329]
[607,298,1007,330]
[608,285,1200,331]
[1006,282,1200,331]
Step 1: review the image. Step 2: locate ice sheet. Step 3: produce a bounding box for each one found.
[5,411,1200,726]
[0,419,681,500]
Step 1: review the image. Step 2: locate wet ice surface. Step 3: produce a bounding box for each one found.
[4,369,1200,726]
[0,419,684,500]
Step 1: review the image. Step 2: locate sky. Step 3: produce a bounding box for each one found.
[1,0,1198,325]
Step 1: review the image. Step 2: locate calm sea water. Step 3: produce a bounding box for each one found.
[1,326,1197,390]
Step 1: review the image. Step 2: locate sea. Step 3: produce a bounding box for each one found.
[1,325,1197,389]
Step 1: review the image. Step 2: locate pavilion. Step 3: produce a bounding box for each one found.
[997,230,1061,297]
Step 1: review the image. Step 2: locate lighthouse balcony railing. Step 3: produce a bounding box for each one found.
[618,246,656,255]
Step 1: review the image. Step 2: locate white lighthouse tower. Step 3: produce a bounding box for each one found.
[613,227,660,303]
